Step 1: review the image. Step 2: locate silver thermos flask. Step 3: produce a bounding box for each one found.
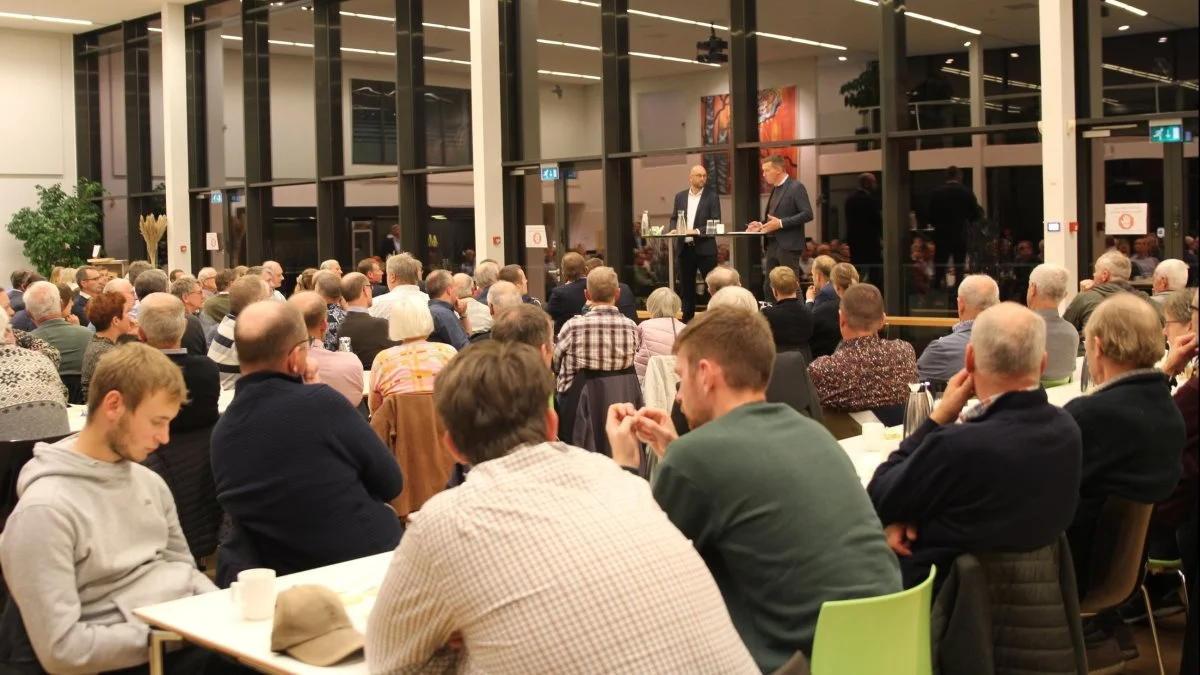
[903,382,934,438]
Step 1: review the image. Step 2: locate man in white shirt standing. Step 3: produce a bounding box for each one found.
[369,253,428,319]
[366,340,757,674]
[669,165,721,322]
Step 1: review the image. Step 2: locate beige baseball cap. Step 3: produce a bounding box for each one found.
[270,585,364,666]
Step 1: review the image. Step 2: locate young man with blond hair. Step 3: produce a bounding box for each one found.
[0,344,247,674]
[761,265,814,359]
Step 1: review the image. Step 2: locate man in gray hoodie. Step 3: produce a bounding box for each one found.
[0,343,241,674]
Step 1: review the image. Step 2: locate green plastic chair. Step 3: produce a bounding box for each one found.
[1041,376,1072,388]
[809,566,936,675]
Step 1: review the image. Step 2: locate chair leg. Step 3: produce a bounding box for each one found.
[1141,584,1166,675]
[1177,569,1190,616]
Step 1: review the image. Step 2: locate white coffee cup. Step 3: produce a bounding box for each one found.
[861,422,886,453]
[230,568,276,621]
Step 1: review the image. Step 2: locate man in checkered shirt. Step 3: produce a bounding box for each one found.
[366,341,758,674]
[551,265,640,394]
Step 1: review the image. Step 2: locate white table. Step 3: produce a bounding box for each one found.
[643,231,762,292]
[134,553,392,675]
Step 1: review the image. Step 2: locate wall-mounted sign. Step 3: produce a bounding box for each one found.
[210,191,223,204]
[1104,203,1148,235]
[205,233,220,251]
[525,225,547,248]
[540,164,560,181]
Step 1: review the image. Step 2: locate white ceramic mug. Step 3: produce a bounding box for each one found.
[861,422,886,453]
[230,568,276,621]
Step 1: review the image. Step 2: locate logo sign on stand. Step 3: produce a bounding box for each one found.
[525,225,547,249]
[1103,203,1148,236]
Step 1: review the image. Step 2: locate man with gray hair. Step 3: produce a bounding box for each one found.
[314,270,345,351]
[1063,250,1153,332]
[917,274,1000,383]
[705,264,741,297]
[370,253,428,319]
[137,292,220,433]
[1150,258,1189,305]
[28,280,92,399]
[868,302,1083,588]
[553,266,639,394]
[466,260,502,335]
[138,269,206,356]
[262,260,286,301]
[319,259,343,277]
[1026,263,1080,382]
[425,269,470,350]
[196,266,218,298]
[466,281,523,343]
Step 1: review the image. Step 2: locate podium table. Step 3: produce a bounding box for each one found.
[643,231,763,293]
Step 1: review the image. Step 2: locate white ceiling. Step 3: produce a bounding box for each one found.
[3,0,1196,83]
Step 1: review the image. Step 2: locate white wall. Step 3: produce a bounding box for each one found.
[0,29,77,282]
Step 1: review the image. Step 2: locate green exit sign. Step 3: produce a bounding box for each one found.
[1149,124,1183,143]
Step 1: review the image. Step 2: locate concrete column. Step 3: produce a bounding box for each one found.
[967,40,987,209]
[205,28,227,268]
[1039,0,1078,292]
[162,1,192,273]
[469,0,505,263]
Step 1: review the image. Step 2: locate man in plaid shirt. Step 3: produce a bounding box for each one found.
[552,266,640,394]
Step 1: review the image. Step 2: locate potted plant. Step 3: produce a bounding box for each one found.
[840,61,881,150]
[5,179,105,276]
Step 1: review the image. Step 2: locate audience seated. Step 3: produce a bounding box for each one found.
[584,257,638,322]
[80,292,135,402]
[356,257,389,298]
[314,271,344,351]
[917,274,999,383]
[761,266,814,360]
[1065,293,1186,666]
[809,283,916,413]
[27,281,91,403]
[0,309,68,441]
[136,270,206,356]
[810,260,856,359]
[103,277,138,321]
[1163,289,1198,384]
[1063,251,1153,332]
[0,344,236,674]
[466,260,500,334]
[201,268,234,325]
[337,272,396,370]
[71,266,107,326]
[369,294,457,411]
[210,300,402,578]
[1026,264,1080,382]
[466,280,523,343]
[707,285,759,312]
[0,291,61,369]
[366,341,758,673]
[207,275,272,391]
[261,261,286,301]
[8,272,45,333]
[552,266,639,395]
[424,270,470,350]
[137,293,219,434]
[196,266,217,299]
[1151,258,1189,306]
[804,255,838,311]
[289,291,363,407]
[319,259,343,276]
[498,263,539,306]
[170,275,206,318]
[868,302,1082,588]
[546,253,588,335]
[705,264,741,297]
[1130,236,1160,279]
[606,307,901,670]
[635,287,685,383]
[370,253,428,320]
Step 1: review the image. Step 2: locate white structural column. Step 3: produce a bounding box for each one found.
[967,40,987,209]
[162,1,192,273]
[469,0,506,263]
[1038,0,1079,292]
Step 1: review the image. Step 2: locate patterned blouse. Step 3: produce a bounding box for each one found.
[808,335,918,412]
[0,344,67,412]
[80,335,118,403]
[12,329,60,370]
[371,340,458,399]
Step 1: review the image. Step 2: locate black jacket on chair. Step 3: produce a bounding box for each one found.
[669,187,721,258]
[141,425,223,564]
[559,368,643,457]
[164,352,219,434]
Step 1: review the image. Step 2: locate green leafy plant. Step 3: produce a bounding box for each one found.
[840,61,881,113]
[6,179,105,276]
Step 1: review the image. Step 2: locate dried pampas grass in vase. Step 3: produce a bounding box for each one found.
[139,214,168,267]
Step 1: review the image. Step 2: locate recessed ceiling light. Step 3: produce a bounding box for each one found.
[964,41,971,47]
[1104,0,1148,17]
[538,69,601,81]
[1158,36,1168,43]
[837,56,848,61]
[945,58,954,64]
[0,11,93,26]
[1010,52,1020,58]
[1118,25,1130,31]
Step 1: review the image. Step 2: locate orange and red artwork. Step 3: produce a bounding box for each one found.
[700,86,798,195]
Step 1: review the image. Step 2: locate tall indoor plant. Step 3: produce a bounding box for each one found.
[840,61,882,149]
[6,179,105,276]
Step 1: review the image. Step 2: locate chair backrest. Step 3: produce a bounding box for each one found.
[1078,496,1153,614]
[370,392,456,518]
[560,368,643,457]
[140,426,223,563]
[0,434,68,532]
[809,566,936,675]
[766,351,824,423]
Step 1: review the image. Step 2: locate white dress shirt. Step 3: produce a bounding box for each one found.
[369,285,430,320]
[685,189,703,231]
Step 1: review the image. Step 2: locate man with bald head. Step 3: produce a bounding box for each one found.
[917,273,1000,383]
[210,300,402,578]
[262,260,285,301]
[319,259,343,277]
[670,164,722,321]
[138,292,220,433]
[868,302,1083,588]
[290,291,363,406]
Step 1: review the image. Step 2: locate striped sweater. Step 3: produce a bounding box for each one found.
[206,314,241,390]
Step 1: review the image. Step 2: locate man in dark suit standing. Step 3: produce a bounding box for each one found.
[377,223,403,261]
[669,165,722,322]
[747,154,814,300]
[927,166,982,289]
[546,252,588,336]
[844,173,883,290]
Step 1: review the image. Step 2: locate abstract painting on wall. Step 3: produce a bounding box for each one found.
[700,86,798,195]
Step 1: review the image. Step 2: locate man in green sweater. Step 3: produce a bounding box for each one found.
[607,307,901,672]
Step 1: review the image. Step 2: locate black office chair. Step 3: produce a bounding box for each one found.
[1,434,68,614]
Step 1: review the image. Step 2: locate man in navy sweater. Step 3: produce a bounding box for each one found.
[868,302,1083,589]
[210,300,403,577]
